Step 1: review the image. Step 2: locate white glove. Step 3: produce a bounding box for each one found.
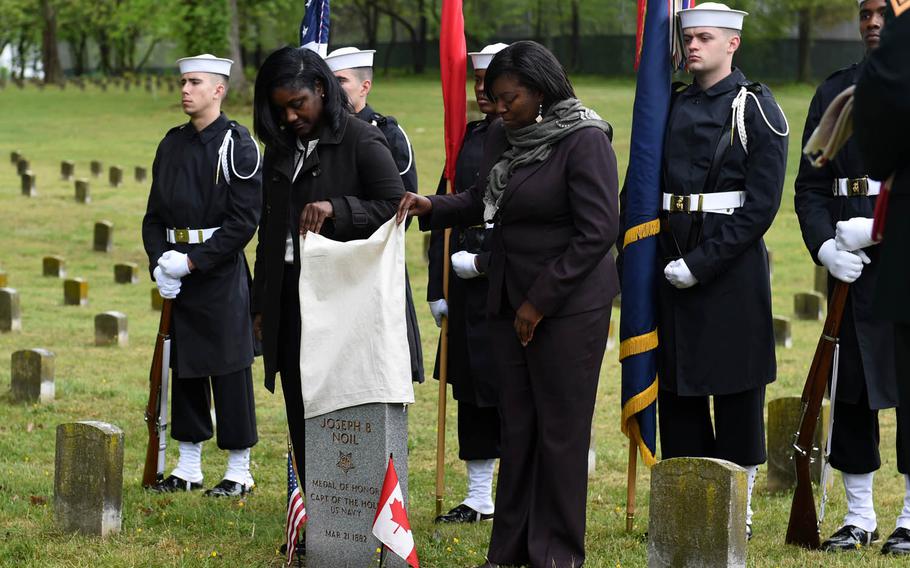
[157,250,191,279]
[451,251,481,279]
[817,238,869,283]
[153,266,181,299]
[428,299,448,328]
[664,259,698,289]
[835,217,877,252]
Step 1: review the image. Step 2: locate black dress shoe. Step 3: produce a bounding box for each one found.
[435,504,494,524]
[204,478,253,497]
[821,524,879,551]
[150,474,203,493]
[882,527,910,555]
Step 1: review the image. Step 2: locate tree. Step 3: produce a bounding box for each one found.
[40,0,63,83]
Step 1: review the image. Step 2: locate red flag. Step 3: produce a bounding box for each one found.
[439,0,467,185]
[371,456,419,567]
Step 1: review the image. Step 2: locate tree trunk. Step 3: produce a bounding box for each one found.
[570,0,580,71]
[797,8,812,83]
[415,0,427,74]
[227,0,247,92]
[97,31,112,75]
[383,16,397,75]
[40,0,64,83]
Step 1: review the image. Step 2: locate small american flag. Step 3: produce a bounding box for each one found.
[300,0,331,56]
[285,447,307,566]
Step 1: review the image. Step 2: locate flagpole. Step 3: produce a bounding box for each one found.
[626,439,637,532]
[435,221,453,517]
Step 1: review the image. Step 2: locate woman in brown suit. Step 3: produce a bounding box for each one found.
[398,40,619,568]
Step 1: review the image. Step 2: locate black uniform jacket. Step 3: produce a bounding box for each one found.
[427,118,497,406]
[420,118,620,319]
[658,68,788,396]
[854,12,910,325]
[252,114,405,391]
[142,113,262,378]
[795,63,897,409]
[356,104,417,194]
[354,104,424,383]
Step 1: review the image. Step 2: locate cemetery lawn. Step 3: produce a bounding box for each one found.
[0,76,905,567]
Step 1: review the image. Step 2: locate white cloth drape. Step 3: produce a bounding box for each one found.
[298,217,414,418]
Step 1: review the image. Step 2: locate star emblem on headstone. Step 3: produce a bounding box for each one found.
[337,451,355,475]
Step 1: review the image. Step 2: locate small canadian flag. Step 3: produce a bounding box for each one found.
[372,455,419,567]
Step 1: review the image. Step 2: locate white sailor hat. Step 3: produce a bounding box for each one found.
[324,47,376,72]
[468,43,510,70]
[176,54,233,76]
[678,2,748,31]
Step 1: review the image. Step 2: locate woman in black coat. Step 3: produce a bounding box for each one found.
[250,47,404,470]
[398,41,619,568]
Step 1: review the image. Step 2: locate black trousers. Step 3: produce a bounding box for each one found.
[894,324,910,473]
[658,386,766,466]
[170,367,258,450]
[279,264,307,471]
[487,307,610,568]
[457,400,501,461]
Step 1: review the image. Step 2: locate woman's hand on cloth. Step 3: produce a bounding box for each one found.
[514,301,543,347]
[300,201,334,236]
[395,192,432,224]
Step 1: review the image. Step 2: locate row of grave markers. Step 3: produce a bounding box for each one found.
[1,74,178,95]
[11,150,147,198]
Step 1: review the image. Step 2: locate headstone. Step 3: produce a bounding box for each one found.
[10,150,21,164]
[11,348,55,403]
[113,262,138,284]
[772,315,792,349]
[16,159,29,175]
[43,255,66,277]
[0,270,6,287]
[151,287,164,311]
[54,421,124,537]
[305,403,409,568]
[0,288,22,332]
[90,160,102,178]
[93,221,113,252]
[95,311,128,347]
[134,166,147,183]
[63,278,88,306]
[648,457,747,568]
[766,396,830,492]
[21,172,35,197]
[108,166,123,188]
[75,179,90,203]
[794,291,825,321]
[814,264,828,298]
[61,160,75,181]
[606,319,617,351]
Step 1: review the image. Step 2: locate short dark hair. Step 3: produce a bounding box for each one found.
[483,41,575,111]
[253,46,352,152]
[349,66,373,83]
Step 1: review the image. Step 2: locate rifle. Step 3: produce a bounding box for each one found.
[143,299,173,488]
[785,281,849,548]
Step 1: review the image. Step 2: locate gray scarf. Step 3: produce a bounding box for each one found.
[483,98,612,221]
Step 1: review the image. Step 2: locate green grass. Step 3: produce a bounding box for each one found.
[0,75,905,567]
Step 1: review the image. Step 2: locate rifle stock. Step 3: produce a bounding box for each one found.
[143,299,173,488]
[785,281,849,548]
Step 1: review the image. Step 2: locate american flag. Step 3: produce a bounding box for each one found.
[285,448,307,566]
[300,0,331,56]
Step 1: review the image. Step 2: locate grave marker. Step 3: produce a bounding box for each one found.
[772,315,792,349]
[0,288,22,332]
[11,348,55,403]
[113,262,138,284]
[90,160,102,178]
[63,278,89,306]
[766,396,830,492]
[75,179,90,203]
[794,291,825,321]
[21,172,35,197]
[54,421,124,537]
[43,255,66,277]
[648,458,747,568]
[108,166,123,188]
[95,312,128,347]
[61,160,75,181]
[93,221,113,253]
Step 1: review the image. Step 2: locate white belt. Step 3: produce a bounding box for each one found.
[834,177,880,197]
[661,191,746,215]
[166,227,220,244]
